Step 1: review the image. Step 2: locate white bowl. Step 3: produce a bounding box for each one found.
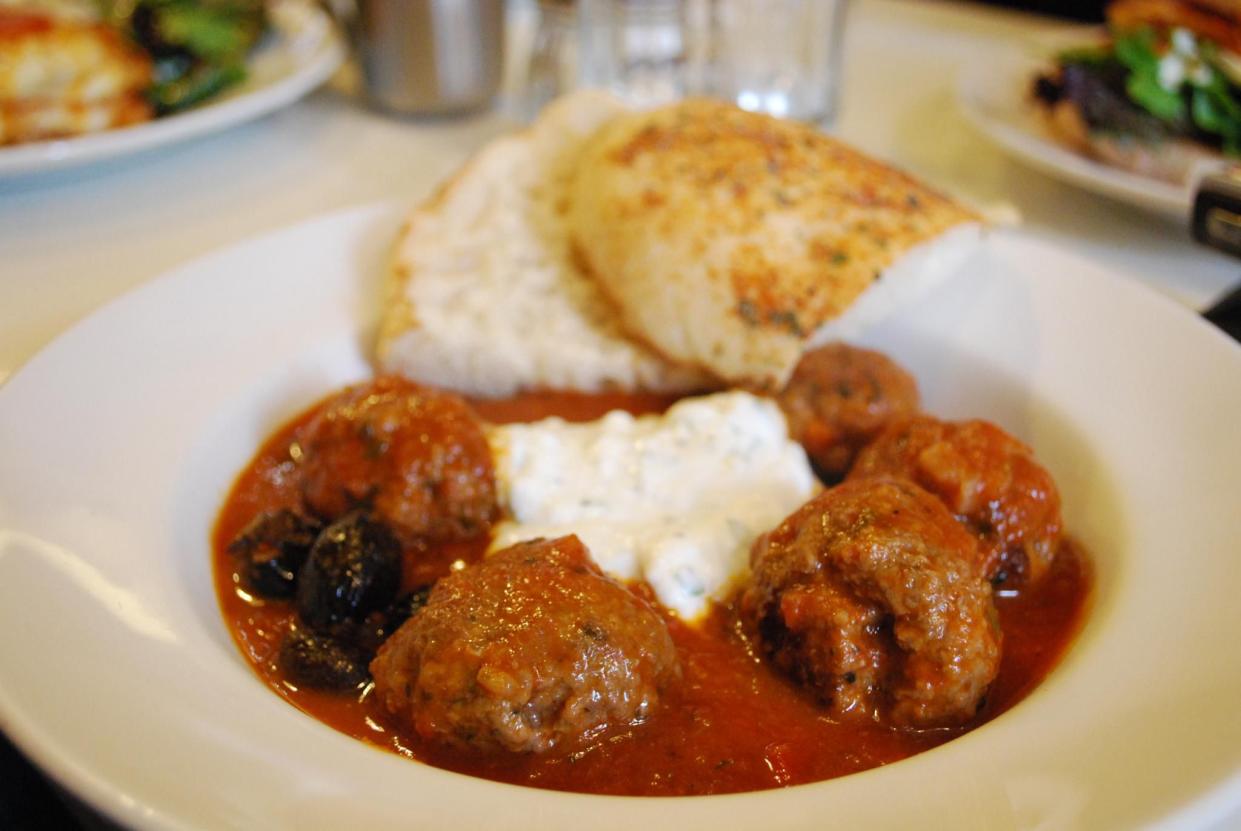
[0,203,1239,829]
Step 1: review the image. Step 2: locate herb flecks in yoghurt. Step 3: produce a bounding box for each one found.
[488,391,818,620]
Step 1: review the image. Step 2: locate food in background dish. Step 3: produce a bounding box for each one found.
[1032,0,1241,183]
[0,4,153,144]
[0,0,265,145]
[378,91,982,397]
[101,0,266,115]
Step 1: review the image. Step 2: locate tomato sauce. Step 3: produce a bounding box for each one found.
[213,390,1092,796]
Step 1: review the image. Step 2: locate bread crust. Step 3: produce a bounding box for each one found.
[377,90,715,397]
[569,99,980,391]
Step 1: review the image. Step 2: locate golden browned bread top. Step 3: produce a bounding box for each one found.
[569,98,980,390]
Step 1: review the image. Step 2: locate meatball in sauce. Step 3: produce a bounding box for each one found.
[850,415,1063,584]
[295,376,497,543]
[214,383,1091,795]
[741,477,1001,728]
[370,535,680,754]
[777,343,920,481]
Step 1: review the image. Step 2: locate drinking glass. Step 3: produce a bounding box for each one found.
[577,0,850,123]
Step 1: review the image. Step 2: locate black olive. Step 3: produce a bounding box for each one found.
[383,585,433,633]
[329,587,434,659]
[296,511,402,631]
[278,626,370,692]
[228,509,322,599]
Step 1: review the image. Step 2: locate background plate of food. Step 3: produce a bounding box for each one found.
[1,97,1240,829]
[0,0,343,177]
[958,46,1191,217]
[958,0,1241,218]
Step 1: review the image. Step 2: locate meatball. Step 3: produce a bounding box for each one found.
[777,343,919,481]
[295,376,497,543]
[740,477,1001,728]
[370,535,680,753]
[849,415,1063,584]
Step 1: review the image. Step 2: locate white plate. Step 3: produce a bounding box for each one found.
[957,38,1203,218]
[1,203,1240,830]
[0,0,344,178]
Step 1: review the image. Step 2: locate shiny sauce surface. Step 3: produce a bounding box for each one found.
[213,390,1092,796]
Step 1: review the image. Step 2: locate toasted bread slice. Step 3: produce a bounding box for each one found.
[569,99,983,391]
[377,90,714,398]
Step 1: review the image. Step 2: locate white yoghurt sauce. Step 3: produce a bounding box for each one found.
[488,391,818,621]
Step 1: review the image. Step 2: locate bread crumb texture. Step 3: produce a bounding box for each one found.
[378,90,714,398]
[570,98,981,390]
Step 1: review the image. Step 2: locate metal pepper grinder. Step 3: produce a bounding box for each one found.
[334,0,506,115]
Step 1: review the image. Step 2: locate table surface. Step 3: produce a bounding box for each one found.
[0,0,1237,828]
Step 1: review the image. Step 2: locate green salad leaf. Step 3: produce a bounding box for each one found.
[1111,29,1187,122]
[99,0,267,115]
[1192,86,1241,152]
[1128,71,1189,121]
[1096,25,1241,153]
[1114,28,1160,75]
[156,3,255,63]
[149,62,248,111]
